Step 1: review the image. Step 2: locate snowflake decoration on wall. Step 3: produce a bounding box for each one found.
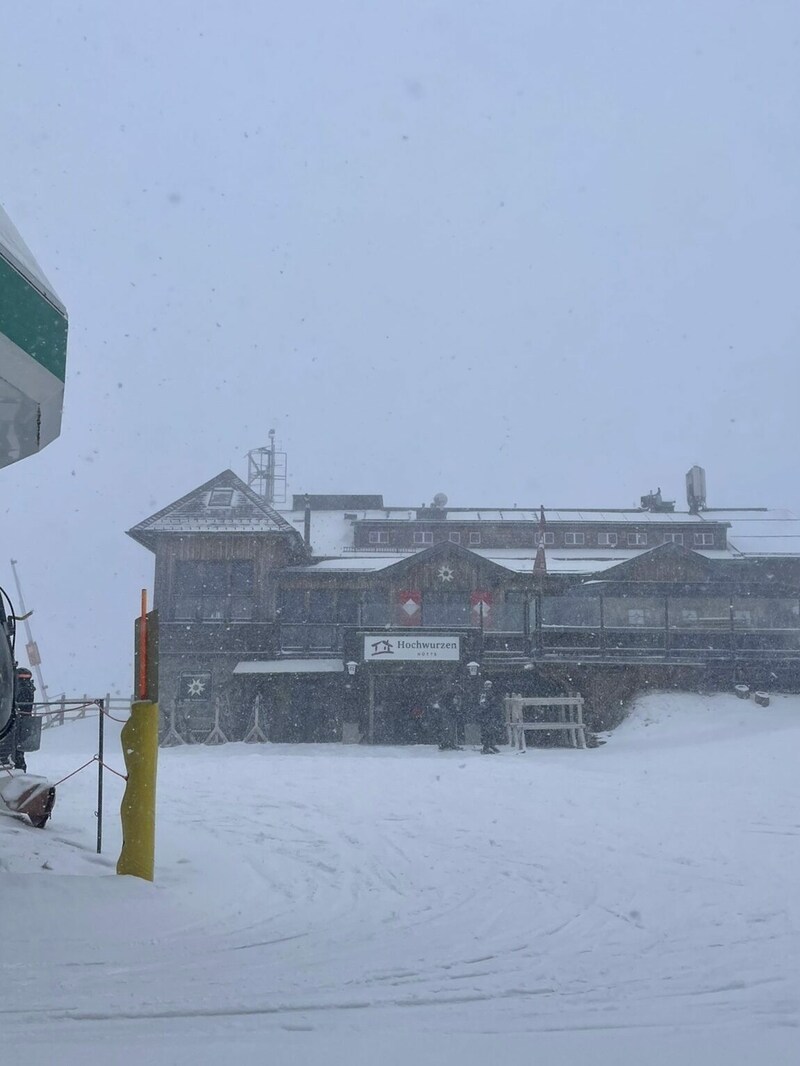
[437,564,455,583]
[187,678,207,697]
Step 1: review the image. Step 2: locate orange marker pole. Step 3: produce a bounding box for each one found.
[138,589,148,700]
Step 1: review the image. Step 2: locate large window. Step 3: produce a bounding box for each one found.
[424,591,470,627]
[540,597,601,629]
[597,532,617,547]
[668,597,730,628]
[280,588,361,625]
[279,588,306,622]
[362,590,391,626]
[308,589,336,623]
[490,591,525,632]
[732,598,800,629]
[564,532,585,546]
[174,560,254,621]
[628,532,647,546]
[337,590,360,625]
[278,588,351,652]
[604,597,665,628]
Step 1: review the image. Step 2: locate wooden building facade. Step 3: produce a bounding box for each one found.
[128,471,800,744]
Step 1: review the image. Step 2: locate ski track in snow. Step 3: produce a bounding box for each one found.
[1,693,800,1064]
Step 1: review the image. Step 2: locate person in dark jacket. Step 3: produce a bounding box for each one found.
[437,687,462,751]
[478,680,503,754]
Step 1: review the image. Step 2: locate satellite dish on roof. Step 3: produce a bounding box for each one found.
[432,492,448,508]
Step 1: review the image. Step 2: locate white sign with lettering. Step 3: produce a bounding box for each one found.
[363,634,461,662]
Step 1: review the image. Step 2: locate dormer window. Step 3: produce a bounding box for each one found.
[208,489,234,507]
[564,532,585,546]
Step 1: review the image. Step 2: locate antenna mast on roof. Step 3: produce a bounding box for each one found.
[247,430,287,504]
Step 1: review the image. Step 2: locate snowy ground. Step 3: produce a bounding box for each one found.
[2,692,799,1065]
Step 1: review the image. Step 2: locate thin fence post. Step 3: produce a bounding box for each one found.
[96,697,105,853]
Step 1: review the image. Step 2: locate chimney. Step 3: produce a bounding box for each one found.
[685,466,707,513]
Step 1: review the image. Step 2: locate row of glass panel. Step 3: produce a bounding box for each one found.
[541,597,800,630]
[172,565,800,630]
[278,591,800,631]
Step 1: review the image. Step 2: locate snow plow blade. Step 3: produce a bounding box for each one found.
[0,773,56,828]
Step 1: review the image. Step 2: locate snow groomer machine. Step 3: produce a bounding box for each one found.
[0,201,68,827]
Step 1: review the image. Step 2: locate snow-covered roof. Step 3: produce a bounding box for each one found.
[279,505,730,559]
[701,510,800,556]
[475,548,631,574]
[284,506,724,526]
[282,509,370,556]
[272,505,800,564]
[129,470,301,551]
[438,509,712,525]
[476,547,737,575]
[285,555,408,573]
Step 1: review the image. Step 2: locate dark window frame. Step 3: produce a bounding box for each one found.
[208,488,234,507]
[174,559,255,621]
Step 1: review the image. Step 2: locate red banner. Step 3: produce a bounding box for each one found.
[471,591,492,626]
[396,589,422,626]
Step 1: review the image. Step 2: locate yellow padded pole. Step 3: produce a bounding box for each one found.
[116,700,159,881]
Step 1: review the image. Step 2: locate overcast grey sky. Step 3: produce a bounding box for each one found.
[1,0,798,694]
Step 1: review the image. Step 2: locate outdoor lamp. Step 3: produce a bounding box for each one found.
[345,661,358,677]
[466,661,480,678]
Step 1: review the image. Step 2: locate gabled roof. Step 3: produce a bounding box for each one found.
[582,541,714,584]
[283,540,520,580]
[127,470,301,552]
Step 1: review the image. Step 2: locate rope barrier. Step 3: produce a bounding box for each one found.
[50,755,127,788]
[51,758,98,788]
[98,759,127,782]
[102,708,130,724]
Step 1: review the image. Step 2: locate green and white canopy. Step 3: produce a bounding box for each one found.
[0,204,68,469]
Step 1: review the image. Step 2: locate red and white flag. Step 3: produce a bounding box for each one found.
[471,590,492,626]
[396,589,422,626]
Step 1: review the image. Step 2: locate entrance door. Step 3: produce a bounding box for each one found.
[372,672,456,744]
